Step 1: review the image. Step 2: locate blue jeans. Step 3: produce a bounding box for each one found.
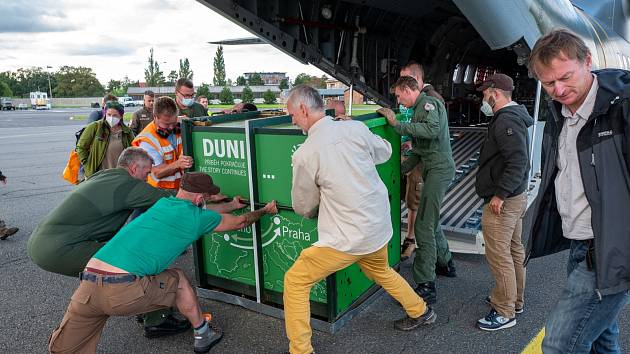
[542,240,630,354]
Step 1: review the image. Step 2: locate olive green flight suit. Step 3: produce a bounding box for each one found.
[394,92,455,284]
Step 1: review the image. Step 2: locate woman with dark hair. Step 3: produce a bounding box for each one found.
[77,101,134,179]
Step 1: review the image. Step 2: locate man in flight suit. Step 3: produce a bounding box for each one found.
[378,76,455,304]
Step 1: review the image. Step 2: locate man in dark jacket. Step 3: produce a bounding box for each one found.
[475,73,533,331]
[129,90,155,135]
[527,29,630,353]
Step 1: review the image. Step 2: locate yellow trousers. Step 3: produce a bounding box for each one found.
[283,244,426,354]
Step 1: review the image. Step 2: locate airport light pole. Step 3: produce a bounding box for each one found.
[46,66,53,106]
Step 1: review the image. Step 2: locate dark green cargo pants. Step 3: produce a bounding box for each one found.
[411,165,454,284]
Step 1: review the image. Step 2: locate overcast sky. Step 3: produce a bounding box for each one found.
[0,0,326,85]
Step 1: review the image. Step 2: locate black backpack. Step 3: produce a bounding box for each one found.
[74,127,86,146]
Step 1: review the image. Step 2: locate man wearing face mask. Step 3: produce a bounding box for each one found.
[175,78,208,118]
[133,96,193,190]
[474,73,534,330]
[77,101,135,179]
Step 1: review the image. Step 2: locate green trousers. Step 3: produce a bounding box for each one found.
[411,165,454,284]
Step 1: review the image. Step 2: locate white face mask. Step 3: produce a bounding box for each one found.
[106,115,120,127]
[480,100,494,116]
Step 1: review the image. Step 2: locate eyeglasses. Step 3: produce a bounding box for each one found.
[177,90,195,99]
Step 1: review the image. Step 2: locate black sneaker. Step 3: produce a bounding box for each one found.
[415,282,436,305]
[435,259,457,277]
[484,296,523,314]
[477,309,516,331]
[394,307,437,331]
[144,315,191,338]
[194,322,223,353]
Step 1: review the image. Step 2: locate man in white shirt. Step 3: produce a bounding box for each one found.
[283,85,436,354]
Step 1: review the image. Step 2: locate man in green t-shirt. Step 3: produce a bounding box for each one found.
[48,172,277,354]
[28,147,248,338]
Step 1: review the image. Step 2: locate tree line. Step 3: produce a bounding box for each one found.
[0,45,329,100]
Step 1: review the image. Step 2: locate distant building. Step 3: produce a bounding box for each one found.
[325,78,346,89]
[344,88,364,105]
[317,88,345,101]
[243,72,287,85]
[325,78,364,104]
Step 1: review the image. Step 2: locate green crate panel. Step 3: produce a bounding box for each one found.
[255,134,307,207]
[192,131,250,199]
[202,208,256,286]
[259,210,327,303]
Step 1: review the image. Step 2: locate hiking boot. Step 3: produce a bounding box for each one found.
[400,238,416,261]
[0,227,18,240]
[394,307,437,331]
[478,309,516,331]
[194,322,223,353]
[435,259,456,277]
[484,296,523,314]
[415,282,436,305]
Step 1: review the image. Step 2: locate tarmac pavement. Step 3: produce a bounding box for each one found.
[0,108,628,353]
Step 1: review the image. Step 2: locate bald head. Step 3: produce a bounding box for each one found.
[326,100,345,117]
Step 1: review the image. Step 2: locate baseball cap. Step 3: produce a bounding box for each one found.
[477,73,514,92]
[181,172,220,195]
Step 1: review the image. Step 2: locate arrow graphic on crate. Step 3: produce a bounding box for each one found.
[262,228,281,247]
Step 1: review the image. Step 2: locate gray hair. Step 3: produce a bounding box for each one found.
[287,84,325,113]
[117,147,154,168]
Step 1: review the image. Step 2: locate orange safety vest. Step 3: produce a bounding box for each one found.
[132,121,183,190]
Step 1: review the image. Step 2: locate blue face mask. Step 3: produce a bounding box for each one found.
[182,98,194,107]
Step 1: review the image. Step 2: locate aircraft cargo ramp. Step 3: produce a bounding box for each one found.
[402,125,542,255]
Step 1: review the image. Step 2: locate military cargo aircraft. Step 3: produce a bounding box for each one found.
[198,0,630,253]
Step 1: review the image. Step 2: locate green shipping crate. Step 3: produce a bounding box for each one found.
[183,112,401,323]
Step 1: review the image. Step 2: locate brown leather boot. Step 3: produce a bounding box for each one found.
[400,238,416,261]
[0,227,18,240]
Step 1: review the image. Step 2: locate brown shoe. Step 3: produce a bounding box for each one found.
[400,238,416,260]
[0,227,18,240]
[394,307,437,331]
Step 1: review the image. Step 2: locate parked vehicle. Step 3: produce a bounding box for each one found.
[0,97,15,110]
[17,103,28,110]
[119,96,143,107]
[29,91,51,110]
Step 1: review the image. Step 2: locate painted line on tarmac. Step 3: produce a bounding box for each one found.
[0,132,67,139]
[522,328,545,354]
